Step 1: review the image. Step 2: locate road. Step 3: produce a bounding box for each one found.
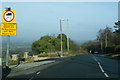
[6,54,119,79]
[0,66,2,80]
[0,58,1,79]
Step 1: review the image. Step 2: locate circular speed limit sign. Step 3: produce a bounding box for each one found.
[3,10,15,22]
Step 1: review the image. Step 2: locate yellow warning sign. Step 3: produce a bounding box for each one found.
[0,23,17,36]
[2,9,16,23]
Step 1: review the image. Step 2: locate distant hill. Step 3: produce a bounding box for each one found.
[74,40,90,45]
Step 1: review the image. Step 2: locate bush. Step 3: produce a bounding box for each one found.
[9,60,18,65]
[115,45,120,53]
[39,52,47,57]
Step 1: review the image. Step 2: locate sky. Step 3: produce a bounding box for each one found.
[1,2,118,44]
[1,0,120,2]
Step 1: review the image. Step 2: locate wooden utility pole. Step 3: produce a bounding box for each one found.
[105,26,108,48]
[67,19,70,53]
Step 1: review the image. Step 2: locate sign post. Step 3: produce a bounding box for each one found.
[6,36,10,66]
[2,8,16,23]
[0,8,16,67]
[0,23,17,36]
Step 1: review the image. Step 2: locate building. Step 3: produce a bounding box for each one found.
[11,54,18,61]
[24,52,29,58]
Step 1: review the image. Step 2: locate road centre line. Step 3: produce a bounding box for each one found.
[91,55,97,62]
[36,72,41,75]
[29,71,41,79]
[94,58,97,62]
[97,62,105,72]
[104,73,109,77]
[29,77,34,80]
[92,55,109,78]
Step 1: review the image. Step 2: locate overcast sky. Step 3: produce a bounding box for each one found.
[1,2,118,43]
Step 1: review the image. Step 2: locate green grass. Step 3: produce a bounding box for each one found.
[111,54,120,57]
[100,54,111,56]
[68,54,77,56]
[11,67,23,72]
[100,53,120,60]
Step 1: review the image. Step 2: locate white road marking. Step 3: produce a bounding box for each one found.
[36,72,41,75]
[97,62,104,72]
[98,62,109,77]
[91,55,97,62]
[94,58,97,62]
[29,77,34,80]
[92,55,109,78]
[104,73,109,77]
[29,72,41,80]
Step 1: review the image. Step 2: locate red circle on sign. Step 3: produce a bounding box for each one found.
[3,10,15,22]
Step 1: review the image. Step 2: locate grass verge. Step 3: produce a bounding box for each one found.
[11,67,23,72]
[100,53,120,60]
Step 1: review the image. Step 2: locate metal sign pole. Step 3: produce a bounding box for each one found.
[6,36,10,66]
[2,7,16,67]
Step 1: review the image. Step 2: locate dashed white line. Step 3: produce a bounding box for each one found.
[97,62,104,72]
[92,55,109,78]
[94,58,97,62]
[36,72,41,75]
[104,73,109,77]
[29,72,41,80]
[29,77,34,80]
[91,55,97,62]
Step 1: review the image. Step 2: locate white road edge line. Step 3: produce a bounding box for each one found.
[36,72,41,75]
[104,73,109,77]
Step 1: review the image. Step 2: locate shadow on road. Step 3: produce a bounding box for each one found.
[9,58,25,68]
[34,58,59,62]
[2,66,11,79]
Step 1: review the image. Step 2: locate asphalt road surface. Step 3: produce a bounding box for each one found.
[6,54,119,80]
[0,66,2,80]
